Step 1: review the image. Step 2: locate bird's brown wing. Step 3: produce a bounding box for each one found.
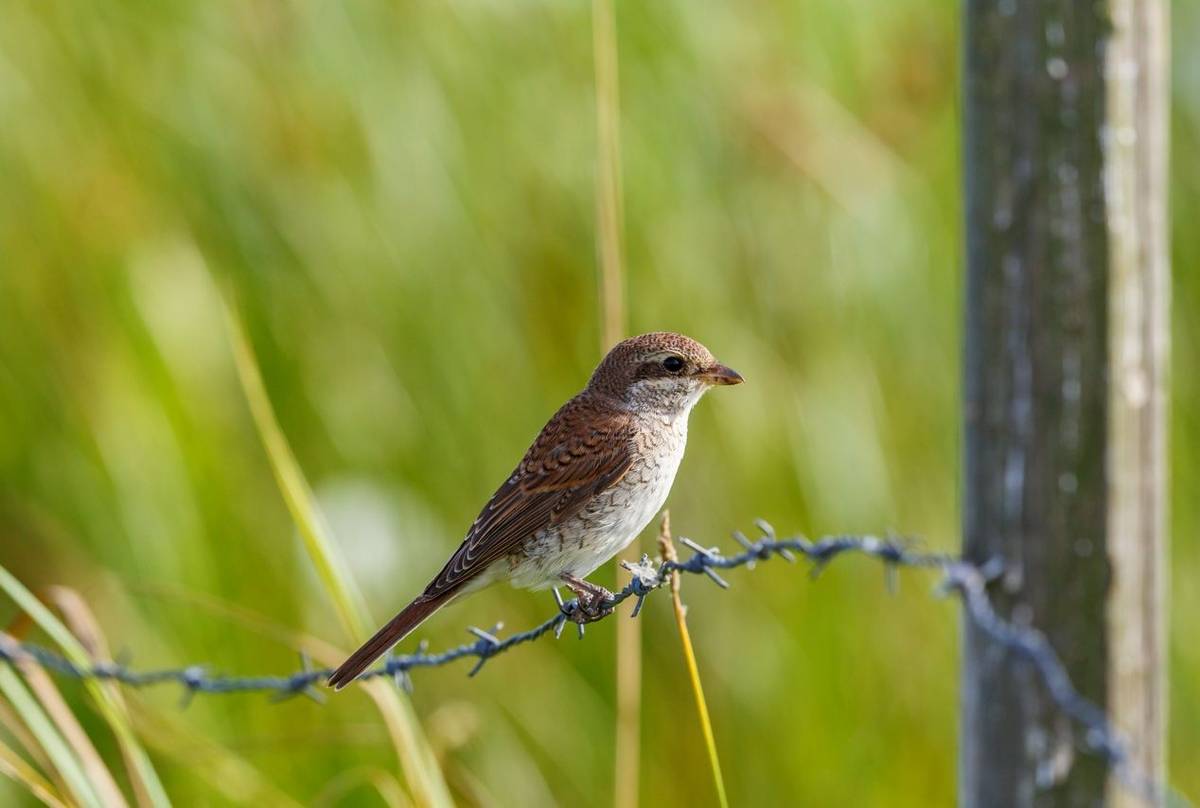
[422,398,637,598]
[328,397,635,689]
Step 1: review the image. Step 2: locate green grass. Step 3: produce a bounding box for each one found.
[224,301,452,806]
[0,563,168,807]
[0,0,1196,805]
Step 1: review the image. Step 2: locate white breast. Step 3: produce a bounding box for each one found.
[506,414,689,590]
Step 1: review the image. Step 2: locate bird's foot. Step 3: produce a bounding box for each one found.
[559,574,614,624]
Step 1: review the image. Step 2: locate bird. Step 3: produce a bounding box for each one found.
[328,332,742,689]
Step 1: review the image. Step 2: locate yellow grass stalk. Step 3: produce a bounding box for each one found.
[657,514,728,808]
[0,565,169,808]
[592,1,639,804]
[0,733,68,808]
[0,657,102,808]
[222,301,453,808]
[0,693,56,783]
[18,666,127,807]
[43,586,158,808]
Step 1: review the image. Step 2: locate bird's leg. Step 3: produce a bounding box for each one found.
[559,574,614,623]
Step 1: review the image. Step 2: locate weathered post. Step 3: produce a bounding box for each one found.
[960,1,1168,806]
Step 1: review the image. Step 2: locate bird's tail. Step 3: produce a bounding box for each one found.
[327,594,449,690]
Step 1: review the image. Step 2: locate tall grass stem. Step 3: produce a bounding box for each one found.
[592,1,640,805]
[222,299,453,808]
[657,514,729,808]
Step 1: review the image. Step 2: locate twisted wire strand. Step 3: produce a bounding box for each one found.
[0,523,1184,806]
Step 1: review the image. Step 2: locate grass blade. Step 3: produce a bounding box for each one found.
[0,567,170,808]
[18,664,128,807]
[0,658,102,808]
[222,300,453,807]
[0,693,55,779]
[593,0,625,347]
[223,303,372,641]
[43,585,174,808]
[0,734,68,808]
[591,1,639,803]
[656,513,728,808]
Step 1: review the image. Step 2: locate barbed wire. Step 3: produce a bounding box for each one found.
[0,521,1185,807]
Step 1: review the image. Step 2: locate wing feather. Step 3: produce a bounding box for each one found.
[421,399,635,598]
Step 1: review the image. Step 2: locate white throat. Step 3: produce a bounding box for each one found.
[626,378,708,424]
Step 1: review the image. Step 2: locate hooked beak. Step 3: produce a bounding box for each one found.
[696,363,744,386]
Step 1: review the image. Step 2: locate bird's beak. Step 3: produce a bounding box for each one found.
[697,363,744,386]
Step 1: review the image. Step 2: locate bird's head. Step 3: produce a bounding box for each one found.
[587,332,743,416]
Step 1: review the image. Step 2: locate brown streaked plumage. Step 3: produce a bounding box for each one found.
[328,332,741,689]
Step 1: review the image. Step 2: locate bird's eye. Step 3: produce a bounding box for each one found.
[662,356,686,374]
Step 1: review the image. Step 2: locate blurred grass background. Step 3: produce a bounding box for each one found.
[0,0,1195,805]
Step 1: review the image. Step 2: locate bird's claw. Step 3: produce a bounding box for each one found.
[559,578,614,624]
[567,591,614,625]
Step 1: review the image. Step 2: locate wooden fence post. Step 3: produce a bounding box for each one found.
[960,1,1168,805]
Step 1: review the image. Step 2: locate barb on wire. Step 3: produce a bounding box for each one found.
[0,521,1183,807]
